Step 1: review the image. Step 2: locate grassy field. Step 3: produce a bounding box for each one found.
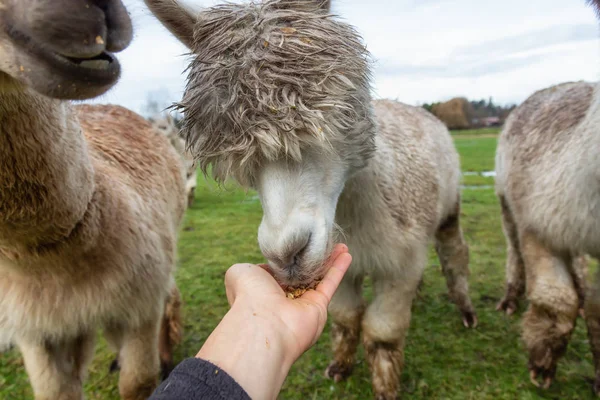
[450,127,501,137]
[2,134,599,399]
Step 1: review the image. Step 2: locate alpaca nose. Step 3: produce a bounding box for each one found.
[262,231,312,271]
[281,234,311,270]
[20,0,132,58]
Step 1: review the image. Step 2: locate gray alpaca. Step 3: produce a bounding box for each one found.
[494,0,600,392]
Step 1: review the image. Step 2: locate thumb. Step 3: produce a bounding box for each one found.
[224,263,257,305]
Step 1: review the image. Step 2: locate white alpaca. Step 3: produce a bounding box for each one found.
[150,114,198,208]
[495,80,600,391]
[145,0,476,398]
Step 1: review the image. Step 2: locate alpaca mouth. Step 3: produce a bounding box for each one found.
[3,21,121,87]
[63,51,116,71]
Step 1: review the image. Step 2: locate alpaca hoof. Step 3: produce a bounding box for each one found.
[528,346,561,389]
[374,392,398,400]
[109,357,120,373]
[462,310,478,328]
[325,361,353,383]
[529,368,553,389]
[496,298,518,315]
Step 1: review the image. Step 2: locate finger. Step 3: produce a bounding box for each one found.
[324,243,348,267]
[312,252,352,304]
[224,263,267,304]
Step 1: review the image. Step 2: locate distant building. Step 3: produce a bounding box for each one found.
[471,116,501,127]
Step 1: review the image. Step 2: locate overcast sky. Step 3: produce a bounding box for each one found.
[90,0,600,115]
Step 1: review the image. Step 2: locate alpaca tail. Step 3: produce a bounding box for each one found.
[159,282,183,380]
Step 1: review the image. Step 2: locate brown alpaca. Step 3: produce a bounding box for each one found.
[145,0,476,398]
[0,1,185,399]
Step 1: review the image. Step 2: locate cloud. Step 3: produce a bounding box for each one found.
[88,0,600,112]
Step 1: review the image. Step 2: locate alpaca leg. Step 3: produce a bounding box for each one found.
[18,332,96,400]
[571,255,588,318]
[187,186,195,208]
[496,195,525,315]
[105,323,125,374]
[585,258,600,395]
[362,273,420,400]
[435,204,476,327]
[520,231,579,389]
[158,283,183,380]
[108,285,182,380]
[325,272,364,382]
[118,319,161,400]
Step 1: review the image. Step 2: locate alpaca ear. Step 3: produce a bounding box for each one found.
[144,0,196,49]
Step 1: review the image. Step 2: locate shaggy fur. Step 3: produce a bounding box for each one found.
[0,2,186,399]
[174,0,375,186]
[495,81,600,391]
[146,1,475,398]
[151,114,198,208]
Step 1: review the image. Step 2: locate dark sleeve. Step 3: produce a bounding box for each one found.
[149,358,252,400]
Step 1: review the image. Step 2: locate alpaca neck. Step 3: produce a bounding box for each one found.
[0,86,94,251]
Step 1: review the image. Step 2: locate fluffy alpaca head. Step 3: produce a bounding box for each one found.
[174,0,375,187]
[148,0,374,285]
[0,0,132,99]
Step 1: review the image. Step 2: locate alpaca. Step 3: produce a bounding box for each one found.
[150,114,198,208]
[493,0,600,390]
[0,1,186,399]
[495,80,600,391]
[145,0,476,398]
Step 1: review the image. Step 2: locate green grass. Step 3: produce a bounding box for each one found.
[450,127,501,137]
[1,136,598,399]
[455,136,498,173]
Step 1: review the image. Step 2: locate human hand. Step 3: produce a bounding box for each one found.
[224,243,352,364]
[195,244,351,400]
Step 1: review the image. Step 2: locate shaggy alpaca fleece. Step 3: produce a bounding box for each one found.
[176,0,375,186]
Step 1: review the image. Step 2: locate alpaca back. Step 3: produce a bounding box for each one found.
[79,104,187,229]
[337,100,461,248]
[495,81,600,255]
[370,99,460,232]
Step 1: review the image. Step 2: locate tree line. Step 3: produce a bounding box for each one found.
[422,97,516,130]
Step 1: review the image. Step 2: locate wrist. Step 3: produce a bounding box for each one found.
[196,302,293,399]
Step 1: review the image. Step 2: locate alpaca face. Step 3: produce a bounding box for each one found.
[179,0,375,284]
[151,116,178,140]
[256,149,348,286]
[0,0,132,99]
[146,0,375,284]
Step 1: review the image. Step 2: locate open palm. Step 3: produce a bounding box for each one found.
[224,244,352,362]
